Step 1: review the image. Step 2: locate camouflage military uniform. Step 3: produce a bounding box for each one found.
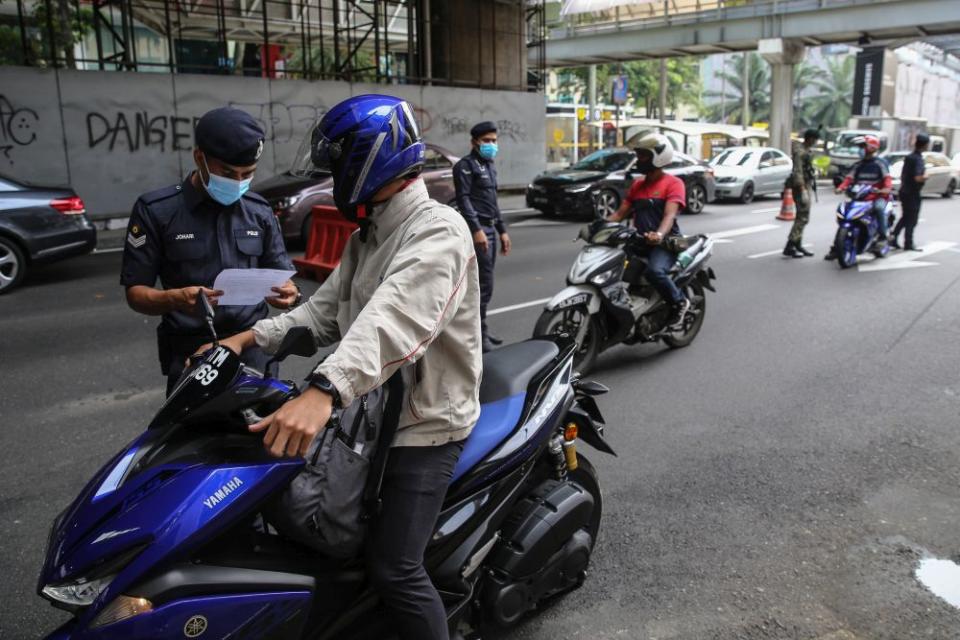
[787,144,816,244]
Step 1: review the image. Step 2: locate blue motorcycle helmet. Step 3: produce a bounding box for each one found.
[311,94,425,223]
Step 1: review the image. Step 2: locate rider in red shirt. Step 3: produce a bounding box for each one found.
[825,134,892,259]
[606,134,689,328]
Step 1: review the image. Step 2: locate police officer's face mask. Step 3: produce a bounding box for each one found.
[478,142,498,160]
[201,155,253,206]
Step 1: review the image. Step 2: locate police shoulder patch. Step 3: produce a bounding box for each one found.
[127,230,146,248]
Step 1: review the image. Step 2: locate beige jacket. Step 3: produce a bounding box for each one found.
[253,179,482,447]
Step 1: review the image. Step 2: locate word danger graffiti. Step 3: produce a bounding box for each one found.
[86,111,199,153]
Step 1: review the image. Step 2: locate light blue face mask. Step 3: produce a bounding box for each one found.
[201,155,252,206]
[478,142,498,160]
[857,147,866,159]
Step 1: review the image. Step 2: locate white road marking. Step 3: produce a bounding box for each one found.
[858,241,957,272]
[710,223,780,240]
[947,247,960,254]
[510,218,571,227]
[751,207,781,214]
[487,297,553,316]
[501,207,536,214]
[747,244,813,259]
[93,247,125,254]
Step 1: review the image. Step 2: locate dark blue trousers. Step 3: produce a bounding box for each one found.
[644,246,685,304]
[476,225,497,337]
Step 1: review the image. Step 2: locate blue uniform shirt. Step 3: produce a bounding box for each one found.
[453,150,505,234]
[121,175,294,336]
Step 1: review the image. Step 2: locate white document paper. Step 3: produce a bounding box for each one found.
[213,268,296,306]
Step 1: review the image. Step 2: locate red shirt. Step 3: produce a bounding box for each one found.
[624,172,686,234]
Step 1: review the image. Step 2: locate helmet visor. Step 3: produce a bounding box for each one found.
[310,127,344,172]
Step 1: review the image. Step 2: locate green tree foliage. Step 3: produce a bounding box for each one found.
[556,58,702,117]
[798,55,855,130]
[0,0,92,67]
[284,45,377,81]
[704,52,771,124]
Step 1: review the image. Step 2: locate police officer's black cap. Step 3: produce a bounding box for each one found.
[916,132,930,145]
[802,128,820,140]
[470,121,497,139]
[195,107,265,167]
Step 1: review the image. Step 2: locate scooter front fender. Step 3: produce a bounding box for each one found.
[544,285,602,315]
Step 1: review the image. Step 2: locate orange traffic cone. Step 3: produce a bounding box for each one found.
[777,188,796,221]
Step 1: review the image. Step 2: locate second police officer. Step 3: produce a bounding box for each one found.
[782,127,821,258]
[453,121,512,352]
[120,107,299,395]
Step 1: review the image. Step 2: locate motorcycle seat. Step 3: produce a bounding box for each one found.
[479,339,559,404]
[453,340,560,482]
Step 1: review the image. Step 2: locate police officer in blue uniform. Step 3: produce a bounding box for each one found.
[121,107,299,395]
[453,121,512,352]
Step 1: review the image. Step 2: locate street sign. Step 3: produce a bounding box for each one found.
[611,75,628,105]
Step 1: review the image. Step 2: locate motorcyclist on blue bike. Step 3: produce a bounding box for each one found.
[825,134,892,260]
[604,133,689,328]
[199,95,482,640]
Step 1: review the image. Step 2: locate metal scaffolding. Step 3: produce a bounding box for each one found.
[1,0,546,90]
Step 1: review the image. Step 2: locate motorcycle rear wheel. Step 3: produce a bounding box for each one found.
[533,307,601,375]
[664,282,706,349]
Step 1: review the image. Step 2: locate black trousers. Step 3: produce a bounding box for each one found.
[365,441,464,640]
[894,194,921,248]
[476,225,497,337]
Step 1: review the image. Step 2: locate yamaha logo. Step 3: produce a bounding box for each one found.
[184,615,207,637]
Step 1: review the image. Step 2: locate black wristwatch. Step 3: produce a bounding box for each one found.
[306,371,342,408]
[292,284,303,308]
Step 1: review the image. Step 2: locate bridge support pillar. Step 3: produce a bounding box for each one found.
[759,38,805,153]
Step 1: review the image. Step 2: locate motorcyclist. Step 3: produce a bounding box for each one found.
[825,134,892,260]
[605,133,689,328]
[198,95,482,640]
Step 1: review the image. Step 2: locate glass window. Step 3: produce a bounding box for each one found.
[570,149,635,172]
[711,149,754,167]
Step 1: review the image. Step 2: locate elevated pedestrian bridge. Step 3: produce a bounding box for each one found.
[542,0,960,65]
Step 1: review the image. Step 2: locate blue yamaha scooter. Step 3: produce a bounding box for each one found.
[37,298,615,639]
[834,183,897,268]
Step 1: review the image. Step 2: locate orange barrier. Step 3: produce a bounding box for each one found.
[293,205,358,281]
[776,188,796,221]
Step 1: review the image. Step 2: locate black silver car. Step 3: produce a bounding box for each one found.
[526,148,715,218]
[0,173,97,294]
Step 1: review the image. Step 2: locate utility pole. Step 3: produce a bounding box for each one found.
[588,64,597,154]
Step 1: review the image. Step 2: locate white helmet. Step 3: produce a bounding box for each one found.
[633,133,674,168]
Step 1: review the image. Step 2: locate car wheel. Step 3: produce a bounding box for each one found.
[943,179,956,199]
[0,236,26,294]
[739,182,755,204]
[595,189,621,219]
[685,183,706,214]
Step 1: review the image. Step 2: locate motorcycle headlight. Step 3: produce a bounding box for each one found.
[590,266,620,286]
[565,183,592,194]
[42,575,113,607]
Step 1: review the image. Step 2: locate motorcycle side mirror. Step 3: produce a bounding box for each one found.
[265,326,318,378]
[573,379,609,396]
[196,291,218,346]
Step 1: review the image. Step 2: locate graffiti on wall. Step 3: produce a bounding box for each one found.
[0,95,40,165]
[86,112,199,152]
[228,101,328,145]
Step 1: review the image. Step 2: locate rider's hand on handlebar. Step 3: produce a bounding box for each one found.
[188,331,254,365]
[250,386,333,458]
[644,231,664,245]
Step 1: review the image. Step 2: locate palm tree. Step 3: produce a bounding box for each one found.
[801,56,855,130]
[705,53,771,124]
[792,60,820,129]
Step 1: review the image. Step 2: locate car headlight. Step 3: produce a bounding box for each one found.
[565,183,592,194]
[590,267,619,286]
[274,195,300,210]
[715,177,737,184]
[42,575,113,607]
